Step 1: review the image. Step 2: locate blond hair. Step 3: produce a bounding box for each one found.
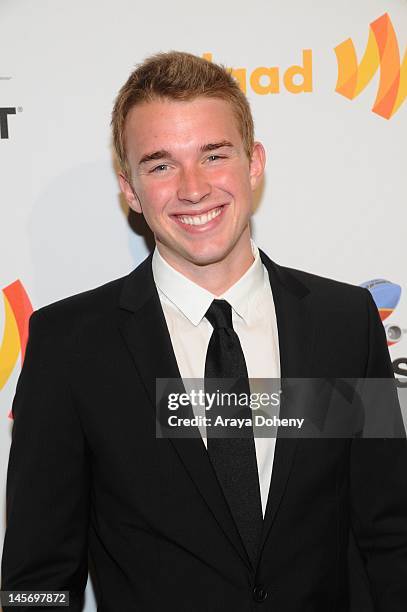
[111,51,254,178]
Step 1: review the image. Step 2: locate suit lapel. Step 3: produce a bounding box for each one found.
[117,252,252,570]
[258,250,316,554]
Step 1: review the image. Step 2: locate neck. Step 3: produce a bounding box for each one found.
[156,233,254,296]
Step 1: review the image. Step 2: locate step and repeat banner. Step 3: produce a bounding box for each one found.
[1,0,405,609]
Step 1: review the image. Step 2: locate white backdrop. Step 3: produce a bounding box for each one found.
[1,0,405,609]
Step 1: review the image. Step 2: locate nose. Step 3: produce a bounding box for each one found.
[177,165,211,204]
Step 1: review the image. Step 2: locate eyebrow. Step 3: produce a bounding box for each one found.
[138,141,234,165]
[200,140,234,152]
[138,150,170,165]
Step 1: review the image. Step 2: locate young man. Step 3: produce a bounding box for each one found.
[2,52,407,612]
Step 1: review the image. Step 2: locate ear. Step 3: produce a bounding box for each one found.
[249,142,266,191]
[118,172,142,214]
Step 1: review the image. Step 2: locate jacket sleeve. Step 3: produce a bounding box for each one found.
[1,309,90,611]
[350,289,407,611]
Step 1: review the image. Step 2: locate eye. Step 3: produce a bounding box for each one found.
[207,154,225,162]
[150,164,169,173]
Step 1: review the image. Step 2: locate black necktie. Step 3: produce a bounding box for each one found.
[204,299,263,566]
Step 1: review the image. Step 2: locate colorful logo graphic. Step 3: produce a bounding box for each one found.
[334,13,406,119]
[0,280,33,416]
[361,279,405,346]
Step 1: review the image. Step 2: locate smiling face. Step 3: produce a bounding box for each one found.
[119,96,265,281]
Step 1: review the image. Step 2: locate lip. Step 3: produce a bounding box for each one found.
[171,204,228,233]
[171,203,226,217]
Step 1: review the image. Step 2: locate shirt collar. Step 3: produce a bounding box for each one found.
[152,239,264,326]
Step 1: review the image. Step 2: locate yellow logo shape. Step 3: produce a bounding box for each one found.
[334,13,406,119]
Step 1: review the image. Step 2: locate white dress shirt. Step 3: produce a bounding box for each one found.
[152,240,280,516]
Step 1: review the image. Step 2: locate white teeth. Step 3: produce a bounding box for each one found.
[177,207,223,226]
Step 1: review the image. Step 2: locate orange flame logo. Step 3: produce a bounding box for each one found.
[334,13,406,119]
[0,280,33,417]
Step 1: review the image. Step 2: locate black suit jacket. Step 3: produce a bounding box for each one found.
[2,249,407,612]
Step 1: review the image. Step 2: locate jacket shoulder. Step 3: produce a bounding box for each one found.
[273,262,371,316]
[282,264,366,295]
[29,273,130,336]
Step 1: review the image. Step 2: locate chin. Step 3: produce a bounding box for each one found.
[159,237,235,269]
[185,248,231,267]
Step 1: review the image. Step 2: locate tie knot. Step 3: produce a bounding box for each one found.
[205,299,233,329]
